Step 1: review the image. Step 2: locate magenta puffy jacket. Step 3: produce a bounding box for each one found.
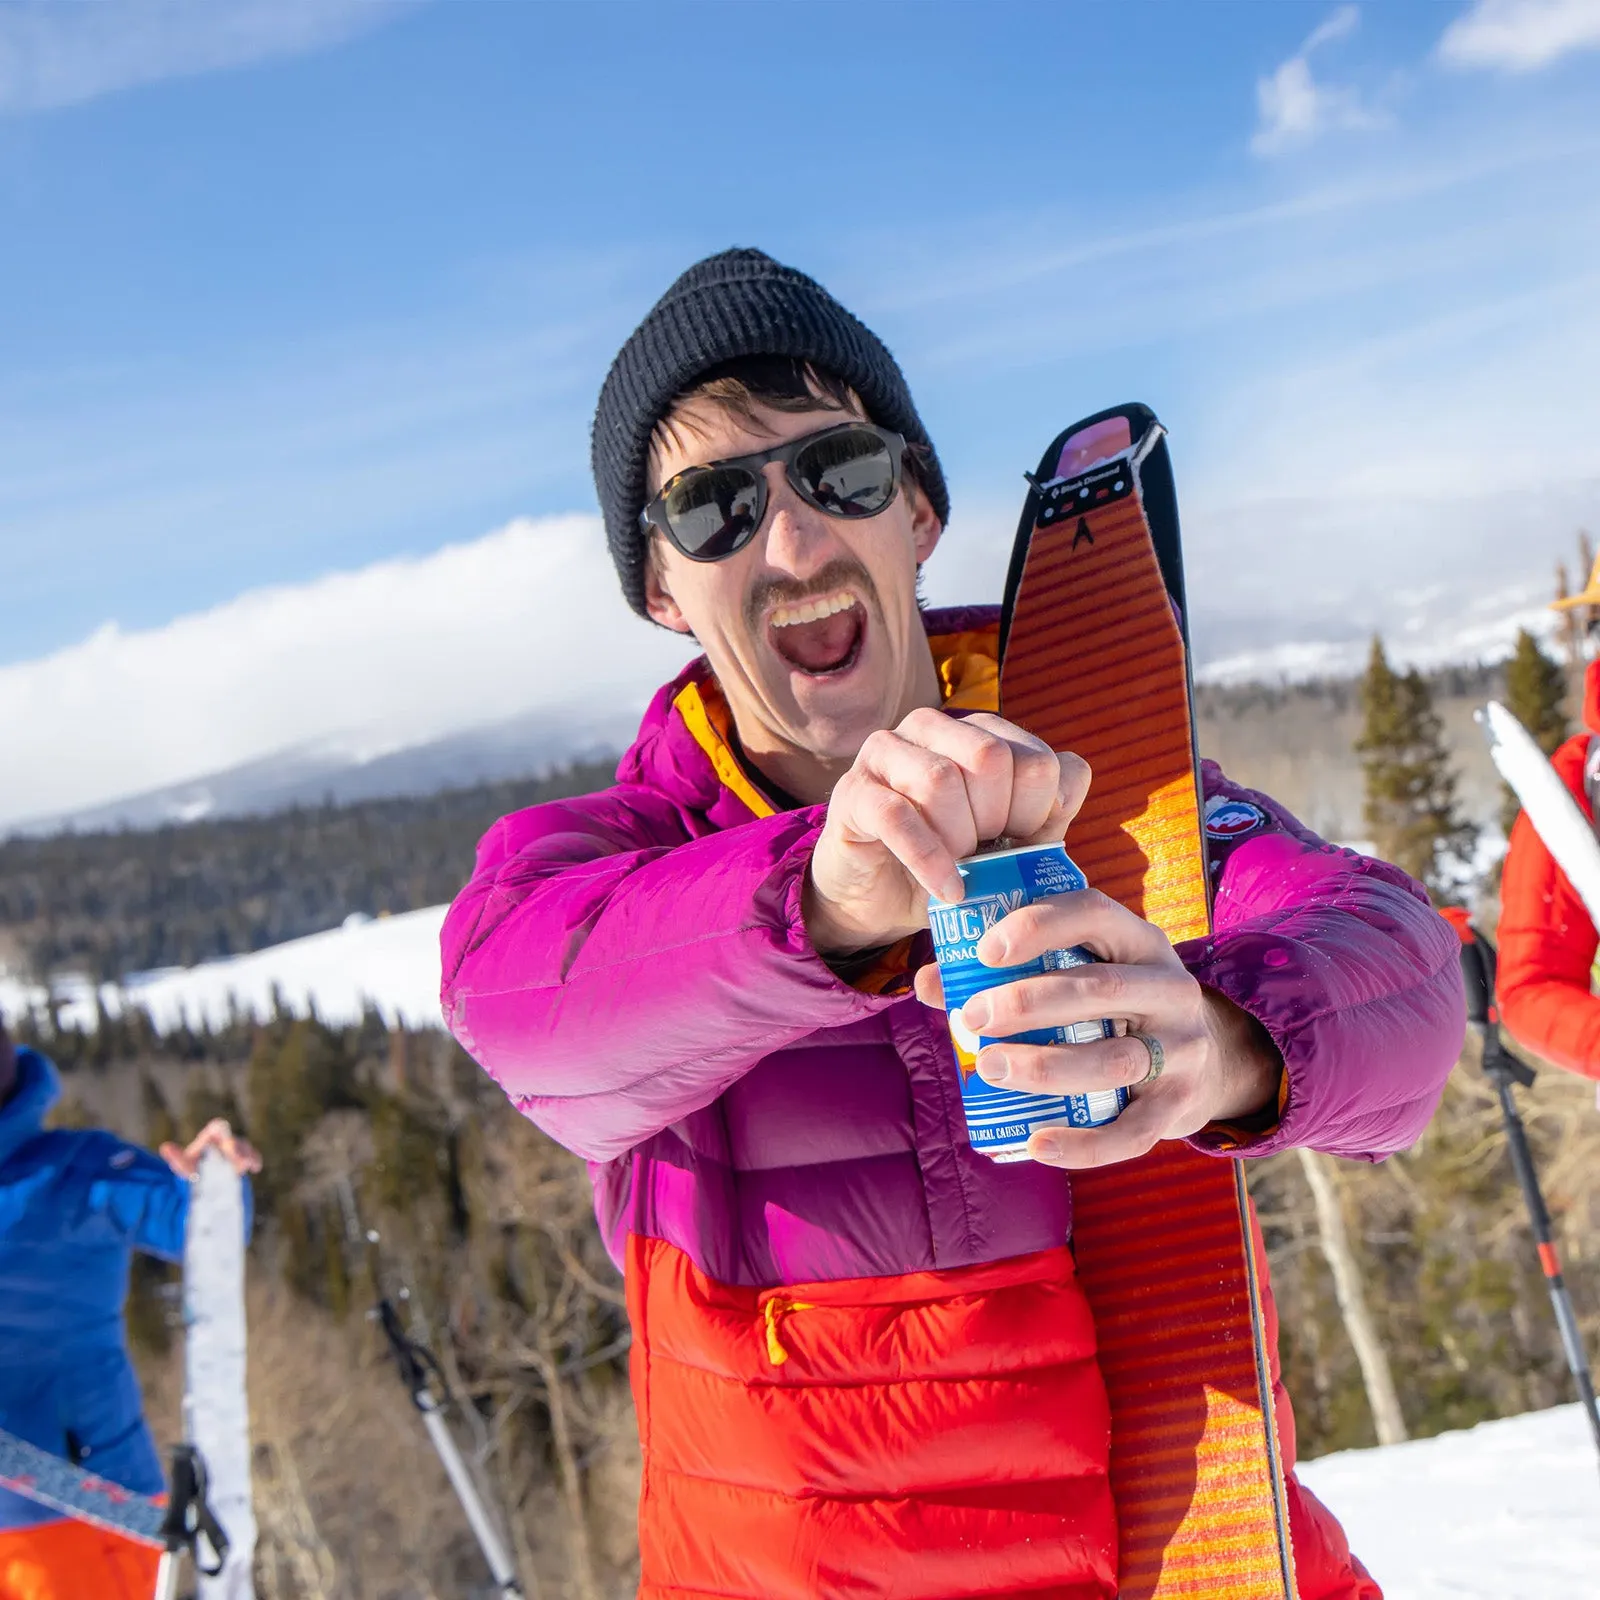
[441,607,1463,1291]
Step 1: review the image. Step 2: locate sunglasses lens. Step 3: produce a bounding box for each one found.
[794,428,897,518]
[662,467,763,558]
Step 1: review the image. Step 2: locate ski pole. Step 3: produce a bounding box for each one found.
[373,1296,523,1599]
[338,1181,523,1596]
[1453,917,1600,1475]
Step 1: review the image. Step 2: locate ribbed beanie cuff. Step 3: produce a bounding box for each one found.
[591,248,949,618]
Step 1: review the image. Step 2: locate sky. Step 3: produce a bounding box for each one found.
[2,0,1599,824]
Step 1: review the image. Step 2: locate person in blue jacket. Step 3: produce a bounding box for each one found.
[0,1025,260,1600]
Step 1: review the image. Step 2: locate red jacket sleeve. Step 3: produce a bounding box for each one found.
[1496,730,1600,1079]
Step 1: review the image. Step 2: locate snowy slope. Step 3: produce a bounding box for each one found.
[0,905,449,1035]
[1301,1403,1598,1596]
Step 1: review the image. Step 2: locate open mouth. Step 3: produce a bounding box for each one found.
[767,589,865,677]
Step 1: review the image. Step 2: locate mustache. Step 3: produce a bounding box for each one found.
[745,557,880,634]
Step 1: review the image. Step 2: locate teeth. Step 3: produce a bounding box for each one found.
[770,590,859,629]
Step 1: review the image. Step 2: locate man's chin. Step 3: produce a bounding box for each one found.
[778,676,890,764]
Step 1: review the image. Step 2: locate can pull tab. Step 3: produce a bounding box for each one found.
[762,1296,815,1365]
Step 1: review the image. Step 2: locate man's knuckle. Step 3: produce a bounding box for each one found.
[878,791,920,831]
[860,729,898,766]
[913,754,964,802]
[970,737,1011,779]
[899,706,945,740]
[1015,744,1055,782]
[1008,1049,1043,1088]
[1089,964,1127,1004]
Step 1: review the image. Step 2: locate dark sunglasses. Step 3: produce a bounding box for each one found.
[641,421,907,562]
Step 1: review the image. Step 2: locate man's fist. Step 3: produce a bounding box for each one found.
[803,708,1090,955]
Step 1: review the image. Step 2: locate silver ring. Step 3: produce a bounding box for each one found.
[1129,1031,1164,1086]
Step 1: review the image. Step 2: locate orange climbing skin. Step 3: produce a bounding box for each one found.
[1497,658,1600,1080]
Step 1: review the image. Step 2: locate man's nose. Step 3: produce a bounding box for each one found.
[760,463,840,574]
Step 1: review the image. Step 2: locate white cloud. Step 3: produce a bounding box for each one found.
[1439,0,1600,71]
[0,0,413,115]
[1252,5,1389,156]
[0,515,697,828]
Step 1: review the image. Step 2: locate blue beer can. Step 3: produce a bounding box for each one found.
[928,842,1127,1161]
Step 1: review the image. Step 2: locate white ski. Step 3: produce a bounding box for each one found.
[1479,700,1600,929]
[184,1150,256,1599]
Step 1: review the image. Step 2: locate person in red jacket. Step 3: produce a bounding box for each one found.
[1497,563,1600,1077]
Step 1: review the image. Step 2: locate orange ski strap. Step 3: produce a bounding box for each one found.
[1000,406,1297,1599]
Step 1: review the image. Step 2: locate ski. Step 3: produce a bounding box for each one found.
[0,1421,165,1546]
[1479,699,1600,927]
[183,1150,256,1598]
[1000,403,1298,1599]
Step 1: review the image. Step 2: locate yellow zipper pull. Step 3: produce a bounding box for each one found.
[762,1296,815,1365]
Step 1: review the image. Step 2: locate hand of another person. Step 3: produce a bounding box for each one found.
[160,1118,263,1179]
[912,888,1283,1167]
[804,709,1091,955]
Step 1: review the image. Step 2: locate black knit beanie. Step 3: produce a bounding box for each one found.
[592,248,950,618]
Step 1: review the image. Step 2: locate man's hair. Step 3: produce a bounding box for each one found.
[649,354,935,502]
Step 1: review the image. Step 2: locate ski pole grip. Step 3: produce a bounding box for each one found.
[1459,939,1495,1027]
[159,1444,230,1576]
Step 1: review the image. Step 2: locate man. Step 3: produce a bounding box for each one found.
[442,249,1463,1598]
[0,1025,260,1600]
[1498,558,1600,1075]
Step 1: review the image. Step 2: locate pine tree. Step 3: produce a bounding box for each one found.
[1501,628,1569,835]
[1355,637,1475,899]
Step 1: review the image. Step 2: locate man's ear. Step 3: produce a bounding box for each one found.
[643,540,694,634]
[906,478,943,564]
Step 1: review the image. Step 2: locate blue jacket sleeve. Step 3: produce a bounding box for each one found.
[94,1150,257,1261]
[93,1144,191,1262]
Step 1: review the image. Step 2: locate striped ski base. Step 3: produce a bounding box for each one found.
[0,1424,164,1547]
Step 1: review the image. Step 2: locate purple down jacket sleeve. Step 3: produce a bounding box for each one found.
[1185,763,1463,1162]
[440,786,895,1161]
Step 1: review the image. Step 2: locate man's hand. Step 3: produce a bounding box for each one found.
[912,888,1283,1167]
[160,1118,263,1179]
[803,708,1091,955]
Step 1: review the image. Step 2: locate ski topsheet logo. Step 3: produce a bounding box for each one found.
[1204,797,1266,840]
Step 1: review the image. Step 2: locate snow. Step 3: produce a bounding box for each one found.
[0,904,449,1035]
[1300,1403,1600,1598]
[1196,586,1564,688]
